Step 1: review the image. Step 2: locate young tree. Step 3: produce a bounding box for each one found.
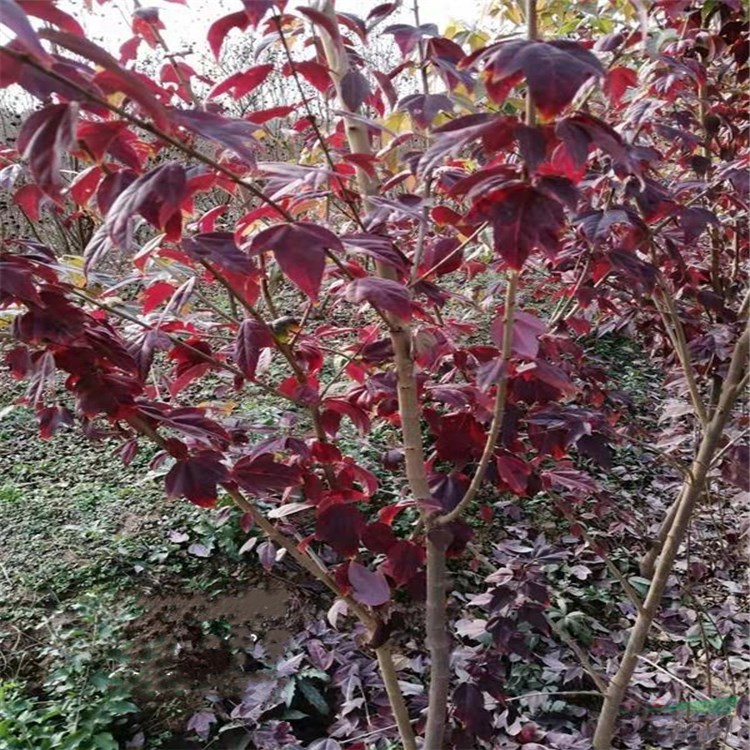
[0,1,747,748]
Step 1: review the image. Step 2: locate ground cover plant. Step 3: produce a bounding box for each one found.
[0,0,748,748]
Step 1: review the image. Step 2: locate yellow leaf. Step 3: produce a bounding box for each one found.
[58,255,87,289]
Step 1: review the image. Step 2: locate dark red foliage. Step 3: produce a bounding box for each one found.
[1,2,747,747]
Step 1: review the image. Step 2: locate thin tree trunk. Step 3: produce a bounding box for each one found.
[314,4,425,749]
[592,320,748,749]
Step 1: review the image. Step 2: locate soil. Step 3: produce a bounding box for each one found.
[128,579,305,734]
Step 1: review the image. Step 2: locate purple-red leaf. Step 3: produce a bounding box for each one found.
[382,540,424,585]
[171,109,258,166]
[233,454,302,495]
[491,308,547,359]
[453,682,493,739]
[346,277,411,320]
[16,103,77,200]
[183,232,254,275]
[165,451,229,507]
[469,183,565,269]
[496,454,531,495]
[248,222,342,300]
[208,11,249,59]
[361,521,397,554]
[234,319,275,380]
[340,69,371,111]
[97,162,186,253]
[316,503,365,558]
[0,0,52,64]
[208,64,274,99]
[348,561,390,606]
[467,39,603,117]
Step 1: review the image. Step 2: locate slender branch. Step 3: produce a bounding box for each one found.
[316,6,422,749]
[438,271,519,525]
[375,644,415,747]
[654,280,709,425]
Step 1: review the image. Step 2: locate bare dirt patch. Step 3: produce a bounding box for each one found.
[128,579,309,735]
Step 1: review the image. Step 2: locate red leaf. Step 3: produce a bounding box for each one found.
[0,0,52,64]
[233,454,302,495]
[382,540,424,585]
[165,451,229,507]
[208,11,249,59]
[321,398,371,436]
[361,522,397,554]
[346,277,411,320]
[316,503,365,558]
[140,280,176,314]
[491,308,547,360]
[41,30,168,128]
[68,166,103,206]
[467,39,603,117]
[283,60,332,93]
[435,413,485,463]
[17,1,83,36]
[297,6,340,41]
[496,454,531,495]
[76,119,128,161]
[245,105,295,124]
[469,183,565,269]
[605,65,637,106]
[248,222,342,300]
[208,64,274,99]
[16,103,77,200]
[234,319,274,379]
[348,561,390,606]
[100,162,187,251]
[13,183,44,221]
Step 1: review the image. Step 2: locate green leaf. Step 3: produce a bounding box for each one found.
[298,680,329,715]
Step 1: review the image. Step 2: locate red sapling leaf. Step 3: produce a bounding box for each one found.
[248,223,343,300]
[316,503,365,558]
[346,277,412,320]
[165,451,229,507]
[233,454,302,495]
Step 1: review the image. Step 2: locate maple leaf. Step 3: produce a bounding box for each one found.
[248,222,342,300]
[165,451,229,507]
[346,277,412,320]
[208,64,274,99]
[234,319,275,380]
[348,561,390,606]
[182,232,254,275]
[381,540,424,585]
[171,109,259,166]
[316,503,365,558]
[468,182,565,269]
[453,683,493,739]
[232,454,302,495]
[464,39,603,117]
[16,103,78,200]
